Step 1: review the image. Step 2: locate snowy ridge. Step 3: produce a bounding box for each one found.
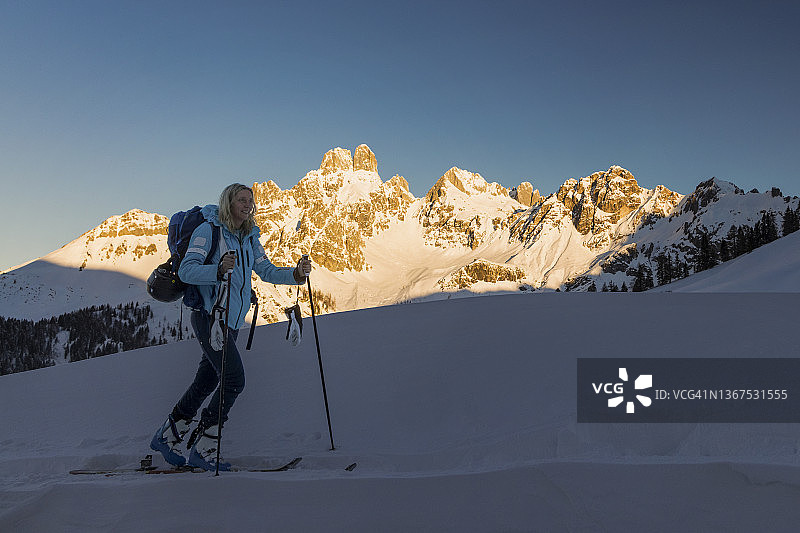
[1,292,798,531]
[0,209,170,321]
[578,177,799,291]
[39,208,167,276]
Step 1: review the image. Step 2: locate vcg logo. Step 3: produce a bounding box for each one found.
[592,368,653,414]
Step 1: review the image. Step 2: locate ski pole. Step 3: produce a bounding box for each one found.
[306,268,335,451]
[215,269,233,476]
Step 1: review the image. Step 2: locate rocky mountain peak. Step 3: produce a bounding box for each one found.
[425,167,508,204]
[253,146,415,274]
[420,167,518,250]
[511,182,541,207]
[89,209,168,239]
[41,209,171,276]
[511,166,682,252]
[251,180,283,208]
[681,177,745,215]
[317,144,381,176]
[387,174,410,192]
[319,147,354,174]
[354,144,378,173]
[553,166,653,235]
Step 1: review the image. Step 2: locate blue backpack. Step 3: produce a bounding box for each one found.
[163,206,220,309]
[168,206,220,309]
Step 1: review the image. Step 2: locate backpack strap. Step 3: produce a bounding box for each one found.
[207,223,222,265]
[183,223,225,312]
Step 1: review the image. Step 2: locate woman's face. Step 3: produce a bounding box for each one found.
[231,189,255,228]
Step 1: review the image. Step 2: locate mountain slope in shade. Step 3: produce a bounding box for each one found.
[1,292,798,531]
[653,228,800,292]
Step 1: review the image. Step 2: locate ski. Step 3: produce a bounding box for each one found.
[70,456,303,476]
[70,454,160,475]
[70,456,357,475]
[235,457,303,472]
[70,467,157,475]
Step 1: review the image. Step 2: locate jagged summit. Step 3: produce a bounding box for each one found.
[551,165,681,238]
[680,177,747,216]
[319,144,378,175]
[425,167,508,203]
[84,209,168,239]
[354,144,377,172]
[420,167,520,250]
[304,145,385,204]
[319,147,353,174]
[507,166,684,264]
[251,145,415,274]
[511,182,541,207]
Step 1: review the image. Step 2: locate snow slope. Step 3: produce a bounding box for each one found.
[654,230,800,292]
[1,292,799,532]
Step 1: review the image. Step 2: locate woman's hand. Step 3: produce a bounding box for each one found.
[294,255,312,282]
[217,251,237,279]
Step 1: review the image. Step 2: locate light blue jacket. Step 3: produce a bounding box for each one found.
[178,205,299,329]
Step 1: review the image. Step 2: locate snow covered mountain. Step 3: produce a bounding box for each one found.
[575,178,799,292]
[1,145,797,351]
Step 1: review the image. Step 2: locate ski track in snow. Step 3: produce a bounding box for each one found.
[2,291,800,531]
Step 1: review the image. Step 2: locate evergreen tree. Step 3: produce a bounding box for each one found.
[761,211,779,244]
[750,222,763,250]
[655,252,674,286]
[719,239,730,262]
[587,281,597,292]
[726,225,739,258]
[620,282,628,292]
[695,232,718,272]
[632,263,651,292]
[783,205,800,236]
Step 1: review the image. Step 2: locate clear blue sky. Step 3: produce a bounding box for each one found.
[1,0,798,271]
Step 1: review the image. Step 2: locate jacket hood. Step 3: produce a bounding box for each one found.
[201,204,221,225]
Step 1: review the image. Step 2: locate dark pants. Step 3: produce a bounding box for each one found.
[172,310,244,428]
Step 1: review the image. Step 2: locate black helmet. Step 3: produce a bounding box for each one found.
[146,257,185,302]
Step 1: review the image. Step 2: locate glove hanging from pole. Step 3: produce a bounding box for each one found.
[210,273,230,351]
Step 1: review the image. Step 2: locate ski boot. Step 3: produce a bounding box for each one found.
[150,414,193,467]
[186,421,231,471]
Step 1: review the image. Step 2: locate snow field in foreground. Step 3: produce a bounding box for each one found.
[1,292,799,531]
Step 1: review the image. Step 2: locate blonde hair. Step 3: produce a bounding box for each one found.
[218,183,256,234]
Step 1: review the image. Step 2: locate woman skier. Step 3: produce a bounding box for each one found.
[151,183,312,471]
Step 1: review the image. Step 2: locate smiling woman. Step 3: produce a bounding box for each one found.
[149,182,312,472]
[218,184,257,235]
